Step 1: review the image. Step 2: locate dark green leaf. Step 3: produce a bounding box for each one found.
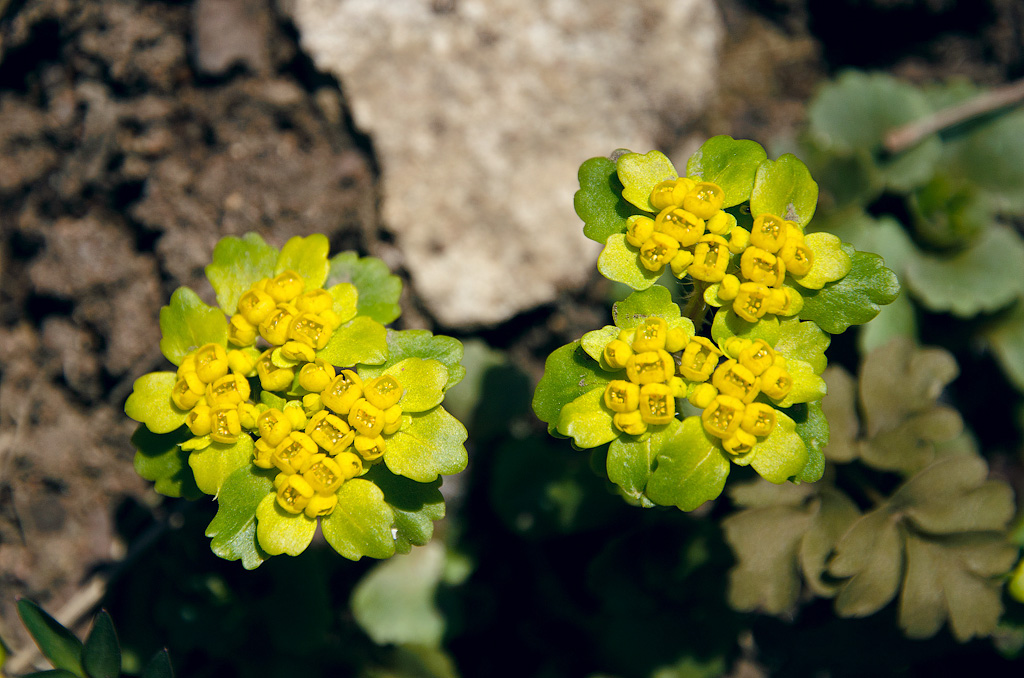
[685,135,768,207]
[82,611,120,678]
[140,649,174,678]
[16,599,84,676]
[987,300,1024,391]
[22,671,81,677]
[532,341,612,434]
[791,402,829,484]
[131,425,200,499]
[326,251,403,324]
[799,247,900,334]
[368,465,445,554]
[205,466,274,569]
[574,156,642,244]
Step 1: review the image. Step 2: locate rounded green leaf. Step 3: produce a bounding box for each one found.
[188,436,254,496]
[773,318,831,374]
[575,156,643,244]
[83,610,120,678]
[556,387,618,449]
[904,225,1024,317]
[711,308,782,347]
[581,326,620,363]
[986,301,1024,391]
[204,232,278,314]
[385,358,449,413]
[799,249,901,334]
[125,372,188,434]
[792,232,852,290]
[326,251,403,324]
[808,71,941,191]
[612,285,690,331]
[205,465,274,569]
[607,420,678,507]
[532,341,613,433]
[384,406,468,482]
[773,358,827,408]
[255,494,317,556]
[318,315,388,368]
[358,329,465,391]
[275,234,330,289]
[158,287,228,366]
[321,478,397,560]
[750,411,809,484]
[597,234,661,290]
[616,150,678,212]
[686,135,768,207]
[368,465,445,554]
[328,283,359,325]
[132,425,200,499]
[750,154,819,226]
[646,416,730,511]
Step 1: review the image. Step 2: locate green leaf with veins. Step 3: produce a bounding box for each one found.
[204,232,277,314]
[597,234,661,290]
[904,225,1024,318]
[606,419,677,508]
[132,425,200,499]
[384,407,468,483]
[557,387,618,449]
[274,234,330,290]
[206,465,274,569]
[326,251,403,324]
[686,135,768,207]
[574,156,643,244]
[612,285,693,333]
[645,417,730,511]
[321,478,397,560]
[125,372,188,434]
[358,329,465,391]
[750,411,808,483]
[317,316,388,368]
[532,341,613,434]
[188,436,254,496]
[382,358,449,413]
[749,154,819,226]
[791,232,852,291]
[773,318,830,374]
[798,247,900,334]
[158,287,228,366]
[616,150,679,212]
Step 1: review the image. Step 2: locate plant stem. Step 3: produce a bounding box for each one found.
[683,281,709,327]
[883,77,1024,154]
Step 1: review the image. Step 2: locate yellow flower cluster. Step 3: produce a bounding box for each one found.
[230,270,345,391]
[252,370,407,517]
[172,343,259,444]
[715,213,814,322]
[626,178,741,281]
[683,337,792,456]
[601,317,689,435]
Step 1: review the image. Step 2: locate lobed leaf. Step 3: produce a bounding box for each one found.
[645,417,730,511]
[275,234,330,290]
[205,465,274,570]
[686,135,768,207]
[326,251,403,324]
[749,154,819,226]
[158,287,228,366]
[606,420,676,507]
[384,358,449,413]
[791,232,851,291]
[986,301,1024,391]
[204,232,277,315]
[773,318,831,374]
[532,341,613,434]
[711,308,781,347]
[125,372,187,436]
[597,234,660,290]
[557,387,618,449]
[321,479,397,560]
[317,315,388,368]
[359,329,465,391]
[798,247,900,334]
[384,406,468,483]
[255,495,317,556]
[574,156,642,244]
[368,465,445,554]
[750,411,809,483]
[615,150,678,212]
[790,402,829,484]
[611,285,692,333]
[188,436,254,496]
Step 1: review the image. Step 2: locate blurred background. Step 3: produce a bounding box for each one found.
[1,0,1023,676]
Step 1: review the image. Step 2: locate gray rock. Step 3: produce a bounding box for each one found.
[287,0,722,327]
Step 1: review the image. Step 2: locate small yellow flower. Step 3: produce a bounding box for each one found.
[688,235,730,282]
[265,270,305,303]
[750,213,788,253]
[679,337,721,382]
[654,207,705,247]
[604,380,640,413]
[639,233,680,272]
[639,383,675,425]
[625,215,656,248]
[701,395,745,439]
[322,370,363,414]
[682,182,725,219]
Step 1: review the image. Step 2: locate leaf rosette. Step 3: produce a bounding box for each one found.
[125,233,467,565]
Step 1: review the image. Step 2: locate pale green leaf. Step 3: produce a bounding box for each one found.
[384,358,449,413]
[125,372,187,434]
[384,406,467,483]
[255,494,317,556]
[275,234,330,289]
[749,154,819,226]
[158,287,228,366]
[798,248,900,334]
[132,425,200,499]
[711,308,781,346]
[556,387,618,449]
[358,329,465,391]
[750,411,808,483]
[368,465,445,554]
[612,285,691,332]
[772,358,826,409]
[606,420,676,507]
[317,315,388,368]
[581,326,620,364]
[773,318,831,374]
[597,234,661,290]
[616,150,678,212]
[792,232,852,291]
[321,478,397,560]
[204,232,277,314]
[188,436,254,496]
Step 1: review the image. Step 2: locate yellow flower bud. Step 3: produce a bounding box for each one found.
[687,382,718,409]
[237,402,259,430]
[727,227,750,254]
[227,314,257,347]
[303,493,338,518]
[669,250,695,279]
[171,374,205,410]
[280,340,316,363]
[258,408,293,447]
[206,373,251,408]
[737,339,775,376]
[290,313,332,351]
[256,350,294,392]
[363,375,404,410]
[194,343,229,384]
[349,398,385,437]
[604,380,640,413]
[296,288,334,314]
[760,365,793,401]
[613,410,647,436]
[322,370,363,415]
[750,214,788,253]
[701,395,745,439]
[300,453,346,494]
[306,410,354,455]
[654,207,705,247]
[732,283,771,322]
[679,337,721,382]
[668,376,687,398]
[302,393,324,415]
[227,348,258,377]
[298,358,336,393]
[354,434,386,461]
[625,215,656,248]
[253,438,275,469]
[603,339,633,370]
[382,405,403,435]
[237,288,276,326]
[266,269,305,303]
[639,383,675,425]
[639,233,680,272]
[272,431,317,474]
[276,474,314,514]
[722,337,751,359]
[712,360,760,404]
[631,317,668,353]
[665,327,689,353]
[186,404,212,437]
[625,350,675,385]
[722,429,756,456]
[688,235,730,282]
[706,210,736,235]
[682,182,725,220]
[649,179,690,211]
[334,451,364,479]
[718,274,741,301]
[210,407,241,444]
[283,402,307,430]
[742,402,777,437]
[176,354,196,379]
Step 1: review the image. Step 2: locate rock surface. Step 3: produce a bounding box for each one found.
[287,0,722,327]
